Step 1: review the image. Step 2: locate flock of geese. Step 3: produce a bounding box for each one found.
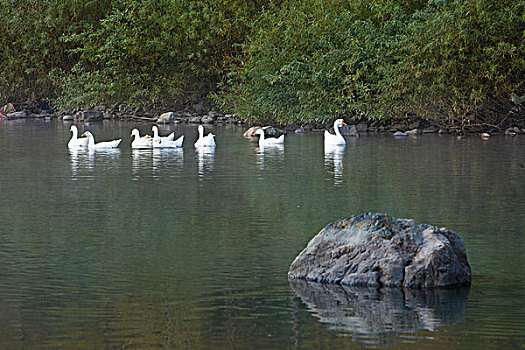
[68,124,215,149]
[68,119,349,150]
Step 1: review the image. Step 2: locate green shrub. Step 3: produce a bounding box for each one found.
[217,0,525,125]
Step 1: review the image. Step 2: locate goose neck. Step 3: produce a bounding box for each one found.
[334,123,343,137]
[71,127,78,139]
[87,133,95,147]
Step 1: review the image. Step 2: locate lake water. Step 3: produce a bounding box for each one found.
[0,119,523,349]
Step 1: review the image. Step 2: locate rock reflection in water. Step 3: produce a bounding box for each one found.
[290,280,469,345]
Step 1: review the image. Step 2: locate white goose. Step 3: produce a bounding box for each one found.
[131,128,153,149]
[255,128,284,146]
[152,125,174,141]
[324,119,347,146]
[152,125,183,148]
[153,136,183,148]
[194,125,216,147]
[81,131,121,149]
[68,125,89,148]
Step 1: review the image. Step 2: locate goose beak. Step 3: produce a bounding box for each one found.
[342,121,347,125]
[81,132,86,137]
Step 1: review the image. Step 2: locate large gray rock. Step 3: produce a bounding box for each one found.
[157,112,175,124]
[75,110,103,122]
[5,111,28,119]
[243,126,286,138]
[288,213,471,288]
[201,115,217,124]
[340,124,360,137]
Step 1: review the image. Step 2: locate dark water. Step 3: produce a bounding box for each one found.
[0,119,523,349]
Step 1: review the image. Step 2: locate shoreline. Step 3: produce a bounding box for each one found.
[2,104,524,136]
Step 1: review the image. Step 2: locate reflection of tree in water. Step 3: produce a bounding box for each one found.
[290,279,469,346]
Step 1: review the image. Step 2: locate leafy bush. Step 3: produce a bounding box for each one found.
[0,0,523,127]
[0,0,112,104]
[385,0,525,124]
[217,0,525,125]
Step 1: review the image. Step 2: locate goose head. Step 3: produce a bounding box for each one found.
[334,119,347,128]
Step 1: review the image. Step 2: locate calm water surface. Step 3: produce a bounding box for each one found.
[0,119,523,349]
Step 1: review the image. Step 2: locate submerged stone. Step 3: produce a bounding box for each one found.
[288,213,471,288]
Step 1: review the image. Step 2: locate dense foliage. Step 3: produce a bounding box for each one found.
[0,0,276,110]
[0,0,523,126]
[218,0,525,125]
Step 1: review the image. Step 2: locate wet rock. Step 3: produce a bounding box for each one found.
[505,128,517,136]
[288,213,471,288]
[423,126,439,133]
[406,128,420,135]
[32,111,55,119]
[5,111,28,119]
[157,112,175,124]
[243,126,286,138]
[340,125,360,137]
[201,115,217,124]
[75,110,103,122]
[393,131,408,137]
[188,116,202,124]
[62,115,74,121]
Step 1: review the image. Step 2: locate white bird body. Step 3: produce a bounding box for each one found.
[131,129,153,149]
[68,125,89,148]
[152,125,182,148]
[194,125,216,147]
[256,128,284,146]
[324,119,347,146]
[82,131,121,149]
[154,135,184,148]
